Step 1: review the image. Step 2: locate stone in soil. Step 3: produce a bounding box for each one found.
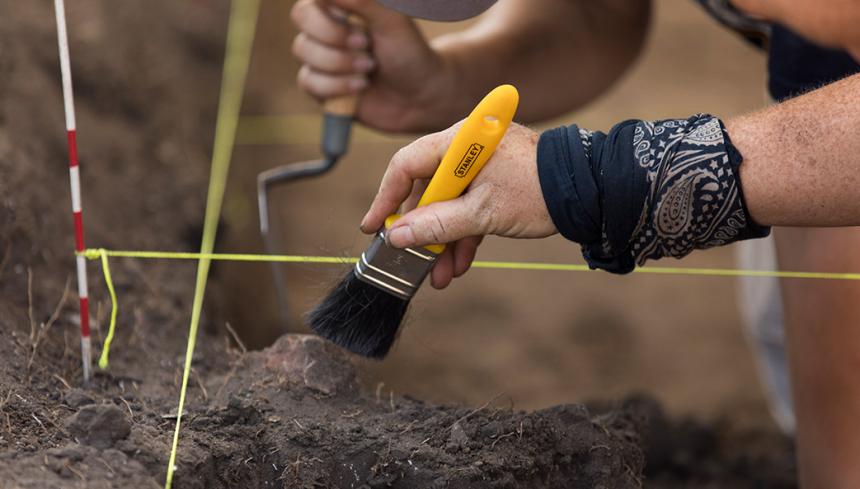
[66,404,132,449]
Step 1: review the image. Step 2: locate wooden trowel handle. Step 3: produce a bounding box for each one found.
[321,6,365,118]
[317,5,365,158]
[323,95,359,117]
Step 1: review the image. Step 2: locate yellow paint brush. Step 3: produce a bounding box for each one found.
[307,85,519,358]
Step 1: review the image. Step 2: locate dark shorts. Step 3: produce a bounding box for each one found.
[695,0,860,100]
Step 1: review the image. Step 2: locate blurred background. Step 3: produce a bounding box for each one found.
[215,0,773,425]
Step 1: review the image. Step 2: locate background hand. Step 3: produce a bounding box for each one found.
[290,0,460,132]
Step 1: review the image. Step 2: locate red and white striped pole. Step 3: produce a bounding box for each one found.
[54,0,91,383]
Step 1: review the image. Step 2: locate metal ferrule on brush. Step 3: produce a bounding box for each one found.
[354,229,437,301]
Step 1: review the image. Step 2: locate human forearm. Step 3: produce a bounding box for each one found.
[431,0,651,123]
[364,76,858,280]
[728,73,860,227]
[532,74,860,273]
[290,0,649,133]
[731,0,860,59]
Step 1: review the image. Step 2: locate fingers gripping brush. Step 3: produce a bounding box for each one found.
[307,84,520,358]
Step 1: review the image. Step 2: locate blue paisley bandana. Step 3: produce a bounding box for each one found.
[537,114,770,274]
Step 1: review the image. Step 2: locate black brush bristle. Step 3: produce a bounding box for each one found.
[306,271,409,358]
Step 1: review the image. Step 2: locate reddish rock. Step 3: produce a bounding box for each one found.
[262,334,358,396]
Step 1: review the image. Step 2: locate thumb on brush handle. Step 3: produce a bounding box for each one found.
[385,84,520,254]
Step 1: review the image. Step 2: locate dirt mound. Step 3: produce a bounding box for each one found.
[1,333,649,488]
[204,334,645,488]
[0,1,795,488]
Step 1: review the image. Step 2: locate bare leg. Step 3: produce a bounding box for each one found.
[775,226,860,489]
[736,236,794,433]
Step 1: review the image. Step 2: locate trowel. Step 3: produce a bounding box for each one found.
[257,93,359,329]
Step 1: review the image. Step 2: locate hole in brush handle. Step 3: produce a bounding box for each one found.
[482,115,501,134]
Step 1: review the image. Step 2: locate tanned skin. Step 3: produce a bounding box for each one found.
[290,0,650,130]
[729,74,860,489]
[293,1,860,487]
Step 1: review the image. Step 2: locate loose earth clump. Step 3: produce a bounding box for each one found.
[0,1,795,488]
[184,334,646,488]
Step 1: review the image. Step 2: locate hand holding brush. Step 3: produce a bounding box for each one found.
[360,120,557,289]
[308,84,521,358]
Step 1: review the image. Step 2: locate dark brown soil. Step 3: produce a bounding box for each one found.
[0,1,795,487]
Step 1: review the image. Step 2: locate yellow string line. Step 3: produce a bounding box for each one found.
[82,244,860,388]
[164,0,259,487]
[81,245,860,394]
[96,249,118,370]
[87,0,856,480]
[79,248,860,281]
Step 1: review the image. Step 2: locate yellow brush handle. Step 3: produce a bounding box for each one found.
[385,84,519,254]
